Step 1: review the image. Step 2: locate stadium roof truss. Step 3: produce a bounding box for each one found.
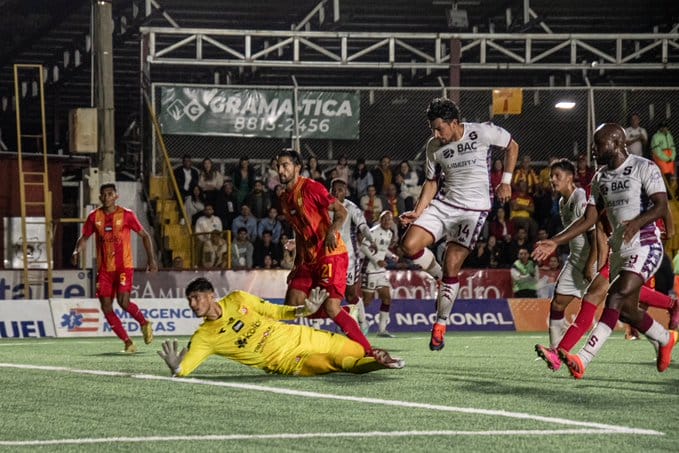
[141,27,679,72]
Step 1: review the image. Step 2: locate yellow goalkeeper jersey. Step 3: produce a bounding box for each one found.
[177,291,327,376]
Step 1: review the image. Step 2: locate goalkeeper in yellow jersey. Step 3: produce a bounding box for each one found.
[157,277,405,377]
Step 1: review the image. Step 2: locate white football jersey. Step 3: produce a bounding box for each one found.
[360,225,394,274]
[424,122,512,211]
[559,187,591,267]
[589,154,666,251]
[330,198,368,258]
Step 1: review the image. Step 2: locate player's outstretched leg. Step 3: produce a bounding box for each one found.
[535,344,562,371]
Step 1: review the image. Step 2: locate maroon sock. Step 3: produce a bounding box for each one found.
[125,301,147,325]
[639,286,673,309]
[558,299,597,351]
[599,307,621,330]
[104,311,129,342]
[307,307,329,319]
[631,311,655,333]
[550,308,565,321]
[380,302,390,312]
[333,309,372,354]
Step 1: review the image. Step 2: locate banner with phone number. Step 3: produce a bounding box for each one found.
[159,86,360,139]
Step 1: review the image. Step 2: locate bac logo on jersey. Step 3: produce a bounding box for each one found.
[610,180,630,193]
[232,320,244,332]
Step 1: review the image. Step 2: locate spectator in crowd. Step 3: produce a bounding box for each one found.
[270,184,286,214]
[489,206,514,247]
[173,154,200,201]
[201,230,228,269]
[184,185,205,226]
[512,155,539,195]
[352,157,373,202]
[372,156,393,195]
[231,205,258,242]
[232,156,256,205]
[245,179,271,219]
[257,207,282,243]
[485,234,506,269]
[360,184,383,226]
[172,255,185,269]
[395,160,419,210]
[538,157,558,193]
[651,120,676,177]
[261,254,275,269]
[507,227,533,263]
[533,180,555,231]
[264,157,281,191]
[310,168,327,186]
[301,156,320,179]
[574,154,594,189]
[465,237,490,268]
[511,247,539,297]
[253,230,282,268]
[625,112,648,157]
[490,158,504,191]
[231,227,254,270]
[214,178,239,231]
[509,180,538,239]
[194,204,223,246]
[198,158,223,206]
[383,183,406,220]
[279,233,295,270]
[329,154,351,184]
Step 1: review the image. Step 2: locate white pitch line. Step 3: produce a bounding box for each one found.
[0,429,656,447]
[0,362,664,437]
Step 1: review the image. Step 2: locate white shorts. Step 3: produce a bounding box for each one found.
[555,260,592,298]
[346,255,361,286]
[413,199,488,249]
[361,271,390,293]
[609,241,663,283]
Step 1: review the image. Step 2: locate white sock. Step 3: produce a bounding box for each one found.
[642,320,670,346]
[378,310,390,332]
[579,322,613,367]
[436,280,459,322]
[549,318,569,348]
[411,248,442,280]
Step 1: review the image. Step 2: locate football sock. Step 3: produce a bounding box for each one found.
[378,310,390,332]
[436,276,459,323]
[104,311,129,342]
[548,308,568,348]
[333,309,372,354]
[639,286,673,309]
[579,307,619,367]
[634,312,671,346]
[125,301,147,325]
[558,299,597,351]
[410,248,443,280]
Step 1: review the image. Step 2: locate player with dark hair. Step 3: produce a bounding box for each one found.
[157,277,404,376]
[276,150,378,359]
[399,97,519,351]
[534,123,678,378]
[72,183,158,353]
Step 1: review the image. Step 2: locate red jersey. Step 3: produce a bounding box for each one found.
[279,176,347,263]
[82,206,143,272]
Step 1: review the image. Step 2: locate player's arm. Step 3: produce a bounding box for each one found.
[623,192,668,243]
[138,228,159,271]
[533,204,599,262]
[583,225,598,281]
[239,290,328,320]
[496,139,519,204]
[326,198,347,252]
[71,215,94,266]
[360,237,379,266]
[158,336,211,377]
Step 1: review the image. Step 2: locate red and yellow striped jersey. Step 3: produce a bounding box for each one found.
[82,206,143,271]
[279,176,346,263]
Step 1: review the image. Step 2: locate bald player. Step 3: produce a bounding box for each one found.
[533,123,678,379]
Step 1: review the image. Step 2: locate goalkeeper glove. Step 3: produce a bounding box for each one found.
[295,286,329,317]
[157,339,187,376]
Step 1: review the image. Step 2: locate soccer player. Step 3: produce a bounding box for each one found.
[360,211,399,337]
[71,183,157,353]
[157,277,404,377]
[330,178,376,332]
[399,97,519,351]
[533,123,678,379]
[276,149,373,355]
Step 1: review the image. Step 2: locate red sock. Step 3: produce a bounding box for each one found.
[125,301,147,325]
[333,309,372,355]
[104,311,129,342]
[558,299,597,352]
[639,286,673,309]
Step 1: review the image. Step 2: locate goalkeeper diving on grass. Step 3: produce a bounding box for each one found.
[158,277,405,377]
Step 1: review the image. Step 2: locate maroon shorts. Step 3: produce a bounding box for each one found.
[288,253,348,300]
[96,269,134,298]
